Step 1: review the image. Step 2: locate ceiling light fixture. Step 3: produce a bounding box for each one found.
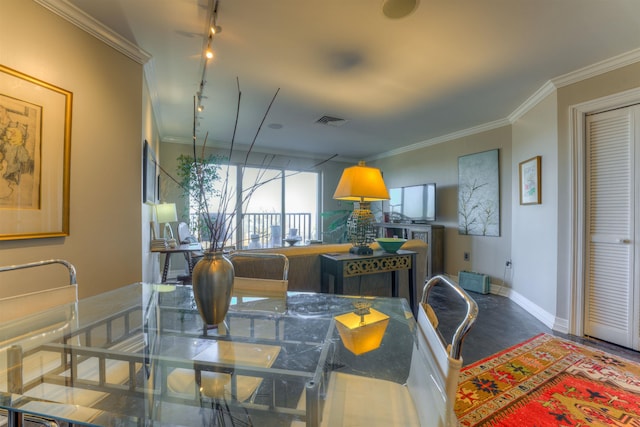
[195,1,220,120]
[205,36,214,59]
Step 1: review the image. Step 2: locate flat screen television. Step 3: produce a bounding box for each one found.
[387,183,436,222]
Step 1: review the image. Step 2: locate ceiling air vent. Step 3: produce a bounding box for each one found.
[316,115,348,127]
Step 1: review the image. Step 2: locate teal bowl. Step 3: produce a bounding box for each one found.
[375,237,407,253]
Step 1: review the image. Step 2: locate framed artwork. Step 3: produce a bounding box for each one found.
[0,65,72,241]
[143,140,156,204]
[458,149,500,236]
[519,156,541,205]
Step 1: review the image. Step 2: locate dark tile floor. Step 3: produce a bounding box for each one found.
[428,286,640,366]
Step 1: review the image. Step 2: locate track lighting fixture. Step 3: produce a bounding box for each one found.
[195,1,220,127]
[205,35,214,59]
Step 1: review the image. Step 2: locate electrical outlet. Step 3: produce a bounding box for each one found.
[464,252,470,261]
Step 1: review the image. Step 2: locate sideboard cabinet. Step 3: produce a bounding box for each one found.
[375,223,444,279]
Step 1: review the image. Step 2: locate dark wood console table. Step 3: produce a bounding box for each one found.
[320,249,417,314]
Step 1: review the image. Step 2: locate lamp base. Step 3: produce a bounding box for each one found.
[349,245,373,255]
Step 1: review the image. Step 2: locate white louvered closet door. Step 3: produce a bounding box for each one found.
[585,106,640,350]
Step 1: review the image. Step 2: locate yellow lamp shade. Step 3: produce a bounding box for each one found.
[335,308,390,355]
[333,161,390,202]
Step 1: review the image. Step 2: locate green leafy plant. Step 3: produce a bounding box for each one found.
[174,152,224,240]
[321,202,353,243]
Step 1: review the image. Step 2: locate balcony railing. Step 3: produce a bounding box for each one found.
[243,212,312,249]
[189,212,313,249]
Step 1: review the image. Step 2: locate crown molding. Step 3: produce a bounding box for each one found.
[552,47,640,88]
[34,0,151,64]
[508,81,556,123]
[372,47,640,159]
[143,59,163,129]
[368,118,511,161]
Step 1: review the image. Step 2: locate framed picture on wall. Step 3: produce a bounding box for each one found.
[0,65,72,241]
[519,156,541,205]
[143,140,156,204]
[458,149,500,236]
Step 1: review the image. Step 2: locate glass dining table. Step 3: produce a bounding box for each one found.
[0,283,420,426]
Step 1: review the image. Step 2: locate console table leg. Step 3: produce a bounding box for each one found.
[162,253,171,283]
[409,254,417,315]
[391,271,399,298]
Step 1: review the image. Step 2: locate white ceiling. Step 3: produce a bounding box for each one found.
[52,0,640,161]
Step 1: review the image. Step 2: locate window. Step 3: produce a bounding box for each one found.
[190,164,319,249]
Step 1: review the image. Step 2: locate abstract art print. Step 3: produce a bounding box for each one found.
[458,149,500,236]
[0,65,72,240]
[0,94,42,209]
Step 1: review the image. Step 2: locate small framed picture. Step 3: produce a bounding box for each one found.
[519,156,541,205]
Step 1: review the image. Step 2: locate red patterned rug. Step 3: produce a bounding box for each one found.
[455,333,640,426]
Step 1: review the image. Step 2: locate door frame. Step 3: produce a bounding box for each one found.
[569,87,640,337]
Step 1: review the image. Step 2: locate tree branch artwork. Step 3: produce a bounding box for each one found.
[458,149,500,237]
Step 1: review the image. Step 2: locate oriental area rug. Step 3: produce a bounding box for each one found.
[455,333,640,426]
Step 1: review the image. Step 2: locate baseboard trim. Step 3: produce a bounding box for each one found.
[443,274,568,333]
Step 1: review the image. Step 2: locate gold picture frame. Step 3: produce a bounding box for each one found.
[0,65,72,240]
[519,156,541,205]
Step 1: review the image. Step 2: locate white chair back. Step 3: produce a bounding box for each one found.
[407,275,478,427]
[177,222,192,244]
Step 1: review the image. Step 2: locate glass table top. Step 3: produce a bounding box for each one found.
[0,283,418,426]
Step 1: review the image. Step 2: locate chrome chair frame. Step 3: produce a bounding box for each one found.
[0,259,79,427]
[0,259,77,286]
[421,274,479,359]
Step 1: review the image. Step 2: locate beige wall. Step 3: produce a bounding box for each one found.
[0,0,144,297]
[511,93,558,321]
[372,125,513,281]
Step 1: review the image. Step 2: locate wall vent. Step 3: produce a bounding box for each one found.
[316,115,348,127]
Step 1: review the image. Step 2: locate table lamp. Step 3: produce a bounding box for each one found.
[333,161,390,255]
[335,301,390,355]
[156,203,178,246]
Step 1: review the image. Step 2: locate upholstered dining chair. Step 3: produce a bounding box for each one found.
[295,274,478,427]
[225,252,290,337]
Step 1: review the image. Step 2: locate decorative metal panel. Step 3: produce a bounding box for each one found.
[343,255,412,277]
